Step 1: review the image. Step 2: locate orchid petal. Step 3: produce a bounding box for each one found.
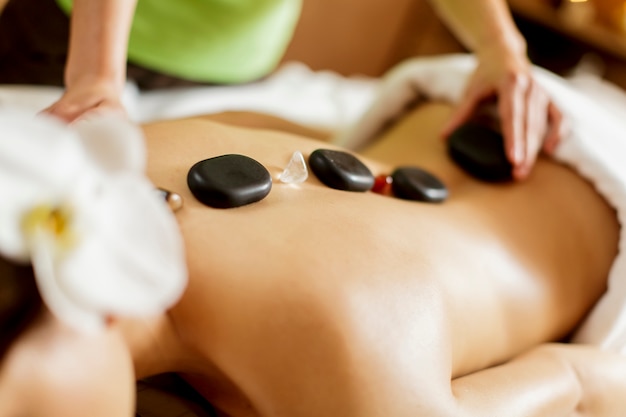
[29,231,104,332]
[51,175,186,328]
[73,115,146,175]
[0,108,187,333]
[0,111,89,260]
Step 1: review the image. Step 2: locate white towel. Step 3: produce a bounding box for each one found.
[0,62,378,132]
[339,54,626,354]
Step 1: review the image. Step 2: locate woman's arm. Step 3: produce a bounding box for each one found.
[426,0,563,180]
[452,343,626,417]
[426,0,525,57]
[43,0,137,123]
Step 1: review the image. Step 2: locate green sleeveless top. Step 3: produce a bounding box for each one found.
[56,0,302,83]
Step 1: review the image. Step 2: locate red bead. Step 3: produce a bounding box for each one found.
[371,174,392,195]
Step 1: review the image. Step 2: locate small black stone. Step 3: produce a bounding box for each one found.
[309,149,375,192]
[447,122,513,182]
[391,167,448,203]
[187,154,272,209]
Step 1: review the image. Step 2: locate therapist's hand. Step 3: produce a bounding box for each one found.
[441,52,564,180]
[42,78,127,124]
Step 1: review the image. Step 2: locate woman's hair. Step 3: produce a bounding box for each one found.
[0,257,43,359]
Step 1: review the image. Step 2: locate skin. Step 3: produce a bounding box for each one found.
[39,0,562,179]
[42,0,136,122]
[1,102,623,417]
[0,312,135,417]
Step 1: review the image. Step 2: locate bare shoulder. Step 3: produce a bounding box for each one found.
[3,315,134,417]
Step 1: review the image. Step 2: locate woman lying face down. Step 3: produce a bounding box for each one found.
[1,102,626,417]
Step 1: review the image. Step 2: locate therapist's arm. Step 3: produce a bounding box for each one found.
[426,0,563,180]
[427,0,524,55]
[43,0,137,123]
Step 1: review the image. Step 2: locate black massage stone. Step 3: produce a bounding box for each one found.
[309,149,375,192]
[187,154,272,209]
[391,167,448,203]
[447,122,513,182]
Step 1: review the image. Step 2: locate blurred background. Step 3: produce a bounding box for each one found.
[3,0,625,86]
[282,0,626,89]
[2,0,626,121]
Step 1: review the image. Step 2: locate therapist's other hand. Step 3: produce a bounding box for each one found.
[441,53,563,180]
[42,78,127,124]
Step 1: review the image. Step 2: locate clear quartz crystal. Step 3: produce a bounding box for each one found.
[279,151,308,184]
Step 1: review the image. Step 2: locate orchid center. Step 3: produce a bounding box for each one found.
[22,204,76,250]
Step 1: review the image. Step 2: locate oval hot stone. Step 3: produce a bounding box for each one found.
[308,149,375,192]
[391,167,448,203]
[447,122,513,183]
[187,154,272,209]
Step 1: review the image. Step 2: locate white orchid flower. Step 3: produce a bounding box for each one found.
[0,110,187,332]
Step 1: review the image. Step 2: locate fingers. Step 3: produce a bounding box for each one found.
[499,74,561,181]
[542,102,564,155]
[499,76,534,180]
[39,80,127,124]
[75,104,128,123]
[515,81,550,180]
[42,100,87,123]
[41,96,127,124]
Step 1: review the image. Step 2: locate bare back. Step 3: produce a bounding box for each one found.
[141,103,619,416]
